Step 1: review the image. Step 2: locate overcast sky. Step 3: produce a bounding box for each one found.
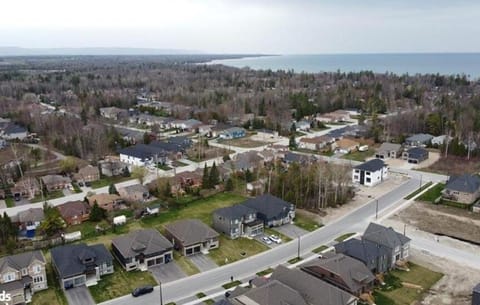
[1,0,480,54]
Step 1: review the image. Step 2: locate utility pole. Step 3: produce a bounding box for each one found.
[159,281,163,305]
[297,235,301,259]
[403,223,407,236]
[375,199,379,220]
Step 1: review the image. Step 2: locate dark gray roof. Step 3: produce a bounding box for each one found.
[407,147,428,158]
[51,243,112,279]
[241,194,294,221]
[334,238,390,267]
[283,152,310,164]
[406,133,434,143]
[213,300,234,305]
[239,280,309,305]
[270,265,356,305]
[165,219,219,247]
[4,124,27,135]
[446,174,480,194]
[377,143,402,152]
[363,222,410,250]
[355,159,386,172]
[474,283,480,293]
[112,229,173,259]
[301,254,375,293]
[214,204,257,220]
[0,250,45,273]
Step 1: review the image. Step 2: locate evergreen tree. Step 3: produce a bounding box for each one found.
[225,178,234,191]
[202,164,210,189]
[39,205,64,236]
[289,134,297,150]
[245,169,253,183]
[163,180,172,198]
[108,183,117,194]
[209,162,220,187]
[89,202,107,222]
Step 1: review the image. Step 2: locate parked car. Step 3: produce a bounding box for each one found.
[261,236,272,245]
[269,235,282,244]
[132,285,154,297]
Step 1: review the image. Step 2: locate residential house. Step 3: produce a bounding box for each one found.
[352,159,388,187]
[246,179,266,195]
[99,107,128,120]
[431,135,451,146]
[86,193,123,212]
[118,144,167,167]
[362,222,411,269]
[241,194,295,227]
[1,124,28,140]
[295,120,311,132]
[405,133,434,147]
[334,238,391,274]
[164,219,220,256]
[51,243,114,289]
[112,229,173,271]
[40,175,71,192]
[213,205,264,239]
[117,184,150,203]
[442,174,480,205]
[73,165,100,183]
[11,177,41,200]
[316,110,350,123]
[402,147,429,164]
[473,283,480,305]
[99,158,125,177]
[210,123,234,138]
[257,150,276,163]
[57,201,90,226]
[375,143,402,159]
[197,124,212,135]
[169,170,203,194]
[172,119,202,131]
[219,127,247,140]
[301,254,375,296]
[298,136,334,151]
[16,208,44,238]
[283,152,314,166]
[0,251,47,305]
[335,138,360,154]
[229,151,264,172]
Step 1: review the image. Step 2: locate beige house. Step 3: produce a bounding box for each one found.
[0,251,48,305]
[336,138,360,154]
[299,136,335,151]
[442,174,480,205]
[74,165,100,183]
[11,177,41,200]
[87,193,123,212]
[117,184,150,203]
[40,175,71,192]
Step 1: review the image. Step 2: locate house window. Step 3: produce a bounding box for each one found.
[33,275,44,283]
[22,268,28,276]
[354,175,359,180]
[366,178,371,183]
[33,265,42,274]
[3,272,15,283]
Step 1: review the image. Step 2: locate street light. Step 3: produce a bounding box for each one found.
[375,199,379,220]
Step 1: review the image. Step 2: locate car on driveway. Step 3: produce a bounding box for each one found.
[261,236,272,245]
[132,285,154,297]
[269,235,282,244]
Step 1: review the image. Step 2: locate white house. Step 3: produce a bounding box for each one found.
[2,124,28,140]
[295,120,311,132]
[352,159,388,187]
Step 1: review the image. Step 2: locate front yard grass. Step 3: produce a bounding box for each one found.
[287,257,303,264]
[416,183,445,203]
[404,182,433,200]
[256,268,274,276]
[174,251,200,276]
[334,232,356,242]
[312,245,329,253]
[294,213,322,232]
[5,197,14,207]
[31,190,65,203]
[32,252,68,305]
[90,175,132,189]
[222,280,242,289]
[341,149,375,162]
[375,262,443,305]
[89,261,158,303]
[208,235,269,266]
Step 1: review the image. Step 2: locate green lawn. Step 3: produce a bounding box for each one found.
[312,245,329,253]
[32,252,68,305]
[375,263,443,305]
[5,197,14,207]
[174,252,200,276]
[157,164,173,171]
[256,268,274,276]
[208,235,269,266]
[31,190,65,203]
[172,160,189,167]
[342,149,375,162]
[294,214,322,232]
[404,182,433,200]
[89,261,158,303]
[90,176,132,189]
[334,232,356,242]
[416,183,445,203]
[287,257,303,264]
[222,280,242,289]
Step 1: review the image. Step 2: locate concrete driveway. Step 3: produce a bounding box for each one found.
[64,286,95,305]
[274,224,309,239]
[150,262,186,283]
[188,254,218,272]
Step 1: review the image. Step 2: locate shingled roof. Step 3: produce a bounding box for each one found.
[363,222,410,250]
[445,174,480,194]
[165,219,219,247]
[112,229,173,258]
[355,159,386,172]
[0,250,45,274]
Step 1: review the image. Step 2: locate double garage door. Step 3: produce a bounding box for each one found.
[185,245,201,256]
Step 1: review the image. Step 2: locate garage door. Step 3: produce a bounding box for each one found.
[147,259,156,267]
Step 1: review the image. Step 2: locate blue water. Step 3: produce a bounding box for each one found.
[208,54,480,79]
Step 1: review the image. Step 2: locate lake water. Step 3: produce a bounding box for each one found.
[207,53,480,79]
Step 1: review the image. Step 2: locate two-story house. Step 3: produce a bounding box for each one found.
[0,251,47,305]
[213,205,264,239]
[241,194,296,228]
[352,159,388,187]
[334,238,390,274]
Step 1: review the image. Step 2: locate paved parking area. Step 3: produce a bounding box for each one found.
[255,234,281,249]
[188,254,218,272]
[65,286,95,305]
[150,262,186,283]
[274,224,309,239]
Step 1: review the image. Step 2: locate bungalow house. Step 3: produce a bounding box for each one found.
[57,201,90,226]
[241,194,295,227]
[0,251,47,305]
[164,219,220,256]
[405,133,433,147]
[51,243,114,289]
[112,229,173,271]
[298,136,335,151]
[172,119,202,132]
[295,120,311,132]
[352,159,388,187]
[210,123,234,138]
[86,193,123,212]
[73,165,100,183]
[99,107,128,120]
[11,176,41,200]
[335,238,391,274]
[301,254,375,296]
[213,205,264,239]
[1,124,28,140]
[219,127,247,140]
[375,143,402,159]
[229,151,264,172]
[362,222,410,269]
[117,184,150,203]
[40,175,71,192]
[283,152,313,166]
[16,208,44,238]
[402,147,429,164]
[335,138,360,154]
[442,174,480,205]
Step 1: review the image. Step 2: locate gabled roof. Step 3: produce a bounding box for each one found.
[41,174,71,185]
[283,152,310,164]
[377,142,402,152]
[165,219,219,246]
[78,165,99,176]
[406,133,434,143]
[112,229,173,259]
[237,280,309,305]
[214,204,257,220]
[406,147,428,157]
[17,208,44,223]
[119,183,148,194]
[241,194,293,220]
[334,238,390,267]
[51,243,112,278]
[57,201,90,219]
[0,250,45,273]
[354,159,386,172]
[363,222,410,250]
[445,174,480,194]
[4,124,27,135]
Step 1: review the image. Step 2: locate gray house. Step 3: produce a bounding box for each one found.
[165,219,219,256]
[213,205,264,239]
[443,174,480,205]
[334,238,390,274]
[362,223,410,269]
[51,243,114,289]
[405,133,434,147]
[112,229,173,271]
[241,194,295,227]
[402,147,429,164]
[375,143,402,159]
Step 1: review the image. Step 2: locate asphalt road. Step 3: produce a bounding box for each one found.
[100,178,420,305]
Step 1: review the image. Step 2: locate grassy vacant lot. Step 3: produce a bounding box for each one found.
[208,235,269,266]
[90,175,132,189]
[32,252,68,305]
[89,261,157,303]
[174,251,200,276]
[218,138,266,148]
[404,182,433,200]
[31,190,65,203]
[342,149,375,162]
[294,213,322,232]
[375,263,443,305]
[334,232,356,242]
[416,183,445,203]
